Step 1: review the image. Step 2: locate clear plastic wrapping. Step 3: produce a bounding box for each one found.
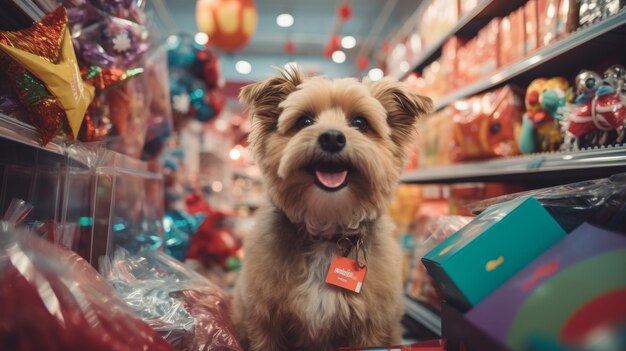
[0,222,175,351]
[466,173,626,233]
[406,215,473,310]
[100,249,242,351]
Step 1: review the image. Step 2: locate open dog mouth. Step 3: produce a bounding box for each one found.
[305,161,352,192]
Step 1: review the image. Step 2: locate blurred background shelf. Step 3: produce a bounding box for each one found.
[397,0,530,80]
[401,146,626,184]
[433,10,626,110]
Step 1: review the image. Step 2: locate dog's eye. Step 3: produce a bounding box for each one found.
[350,116,369,132]
[296,116,314,129]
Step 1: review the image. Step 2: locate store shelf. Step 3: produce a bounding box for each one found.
[404,296,442,336]
[0,113,98,168]
[0,113,66,156]
[397,0,528,80]
[401,146,626,184]
[433,10,626,110]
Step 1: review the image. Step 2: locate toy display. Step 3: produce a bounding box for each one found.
[561,65,626,150]
[579,0,626,27]
[519,77,572,153]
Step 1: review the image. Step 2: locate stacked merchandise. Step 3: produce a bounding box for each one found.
[418,174,626,350]
[402,0,586,99]
[406,62,626,171]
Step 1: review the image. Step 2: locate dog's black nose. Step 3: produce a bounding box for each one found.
[318,130,346,153]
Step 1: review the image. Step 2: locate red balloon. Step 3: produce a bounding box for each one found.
[196,47,222,89]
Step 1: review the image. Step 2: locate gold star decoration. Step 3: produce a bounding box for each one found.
[0,8,94,137]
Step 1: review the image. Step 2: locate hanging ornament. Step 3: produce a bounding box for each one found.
[284,39,295,54]
[338,2,352,21]
[195,0,258,53]
[324,34,340,58]
[356,55,369,71]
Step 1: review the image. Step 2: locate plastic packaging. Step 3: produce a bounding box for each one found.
[2,198,33,224]
[466,173,626,233]
[406,215,473,310]
[100,249,243,351]
[450,85,524,162]
[0,223,175,351]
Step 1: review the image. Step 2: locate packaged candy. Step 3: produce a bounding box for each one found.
[499,9,525,67]
[450,85,524,162]
[101,249,243,351]
[0,223,175,351]
[477,18,500,77]
[538,0,559,47]
[417,107,454,167]
[525,0,539,53]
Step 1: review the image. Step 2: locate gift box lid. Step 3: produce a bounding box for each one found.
[466,223,626,350]
[422,196,566,310]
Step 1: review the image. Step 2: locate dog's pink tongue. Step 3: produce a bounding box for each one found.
[315,170,347,189]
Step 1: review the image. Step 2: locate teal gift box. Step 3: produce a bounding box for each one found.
[422,197,566,311]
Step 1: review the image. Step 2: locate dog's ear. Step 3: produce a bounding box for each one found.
[366,78,433,147]
[240,67,304,135]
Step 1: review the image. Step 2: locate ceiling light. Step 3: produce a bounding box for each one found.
[331,50,346,63]
[229,148,241,160]
[194,32,209,45]
[276,13,294,28]
[400,61,410,72]
[341,36,356,49]
[235,60,252,74]
[368,68,383,81]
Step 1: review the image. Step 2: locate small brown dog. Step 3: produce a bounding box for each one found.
[233,67,433,351]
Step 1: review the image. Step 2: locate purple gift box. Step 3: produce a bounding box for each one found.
[464,223,626,350]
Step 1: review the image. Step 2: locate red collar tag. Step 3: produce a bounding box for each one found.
[326,255,367,293]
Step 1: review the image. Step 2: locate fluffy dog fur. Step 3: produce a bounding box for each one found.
[233,68,433,351]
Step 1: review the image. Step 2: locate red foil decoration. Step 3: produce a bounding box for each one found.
[7,59,64,144]
[0,7,66,62]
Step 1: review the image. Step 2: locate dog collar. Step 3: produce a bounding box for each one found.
[312,234,367,270]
